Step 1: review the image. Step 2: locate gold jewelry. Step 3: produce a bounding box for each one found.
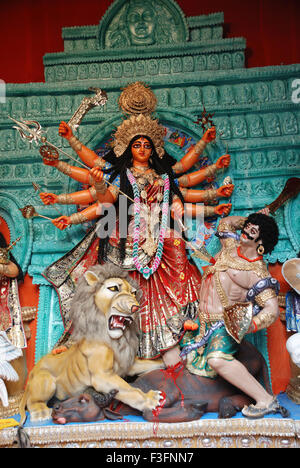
[177,174,189,187]
[203,188,218,202]
[69,212,88,225]
[255,289,277,308]
[204,163,217,179]
[113,114,165,159]
[88,187,98,201]
[118,81,157,116]
[218,217,246,233]
[93,158,106,168]
[130,167,161,186]
[194,139,206,155]
[57,194,75,205]
[56,161,72,176]
[0,263,9,275]
[202,246,269,281]
[252,306,278,331]
[133,165,150,172]
[172,160,185,174]
[257,244,265,255]
[108,185,120,198]
[204,206,216,217]
[94,180,107,195]
[69,135,82,152]
[21,306,37,322]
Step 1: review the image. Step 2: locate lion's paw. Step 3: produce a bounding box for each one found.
[144,390,165,411]
[30,405,52,422]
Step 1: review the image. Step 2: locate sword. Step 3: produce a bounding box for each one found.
[68,87,108,131]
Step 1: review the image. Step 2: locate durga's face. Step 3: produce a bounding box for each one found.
[131,137,152,165]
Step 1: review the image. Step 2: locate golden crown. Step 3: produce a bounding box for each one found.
[118,81,157,116]
[113,82,165,158]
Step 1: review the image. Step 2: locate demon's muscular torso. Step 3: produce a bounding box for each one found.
[198,217,279,332]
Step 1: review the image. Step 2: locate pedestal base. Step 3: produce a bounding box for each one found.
[0,417,299,448]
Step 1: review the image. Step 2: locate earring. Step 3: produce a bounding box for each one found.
[257,244,264,255]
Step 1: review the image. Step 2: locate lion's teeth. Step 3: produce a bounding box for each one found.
[110,314,132,330]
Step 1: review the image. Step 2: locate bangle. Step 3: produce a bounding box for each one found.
[69,212,88,225]
[69,135,82,152]
[94,180,107,194]
[204,163,217,179]
[57,194,75,205]
[204,206,216,217]
[194,139,206,155]
[203,188,218,202]
[56,161,72,176]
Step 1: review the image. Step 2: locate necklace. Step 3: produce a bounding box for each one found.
[237,246,262,263]
[132,165,150,172]
[126,169,170,279]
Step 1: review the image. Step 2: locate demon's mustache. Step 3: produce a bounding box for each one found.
[241,229,258,241]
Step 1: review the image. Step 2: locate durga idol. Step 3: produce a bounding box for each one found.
[40,82,234,368]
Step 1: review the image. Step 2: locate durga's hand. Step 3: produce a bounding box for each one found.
[90,166,104,183]
[216,184,234,198]
[52,216,70,230]
[42,156,59,167]
[170,199,184,220]
[214,203,232,216]
[58,121,73,140]
[202,126,216,143]
[40,192,58,205]
[216,154,231,169]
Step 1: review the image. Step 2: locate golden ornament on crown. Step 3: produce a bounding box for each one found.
[113,82,165,159]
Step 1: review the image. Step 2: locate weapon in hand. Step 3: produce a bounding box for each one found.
[19,205,54,222]
[8,115,134,203]
[266,177,300,214]
[68,87,107,132]
[8,116,90,170]
[32,182,64,217]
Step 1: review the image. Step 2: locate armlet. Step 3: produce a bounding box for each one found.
[255,289,277,308]
[246,277,280,309]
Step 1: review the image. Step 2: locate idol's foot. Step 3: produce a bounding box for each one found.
[241,396,290,419]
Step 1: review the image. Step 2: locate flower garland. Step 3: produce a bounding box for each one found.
[126,169,170,280]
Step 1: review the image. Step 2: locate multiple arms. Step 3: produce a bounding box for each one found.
[41,122,233,229]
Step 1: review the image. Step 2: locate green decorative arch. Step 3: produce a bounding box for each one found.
[0,192,33,273]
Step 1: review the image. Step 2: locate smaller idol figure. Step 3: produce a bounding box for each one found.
[181,211,286,418]
[0,233,27,412]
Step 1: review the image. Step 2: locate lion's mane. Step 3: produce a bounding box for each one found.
[69,264,142,376]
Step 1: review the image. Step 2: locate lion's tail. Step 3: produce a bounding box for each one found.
[19,384,29,426]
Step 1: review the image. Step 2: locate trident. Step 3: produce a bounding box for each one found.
[8,86,108,170]
[8,115,90,170]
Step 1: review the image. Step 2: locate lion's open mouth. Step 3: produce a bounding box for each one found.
[109,315,133,331]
